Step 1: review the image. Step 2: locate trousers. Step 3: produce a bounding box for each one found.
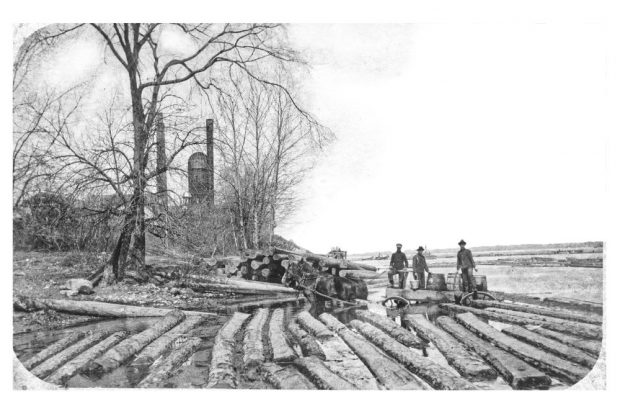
[461,268,477,292]
[388,269,408,288]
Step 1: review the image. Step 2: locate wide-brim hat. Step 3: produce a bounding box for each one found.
[417,246,424,251]
[396,243,402,248]
[458,239,466,245]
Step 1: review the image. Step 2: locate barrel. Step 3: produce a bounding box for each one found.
[475,275,488,291]
[426,273,447,291]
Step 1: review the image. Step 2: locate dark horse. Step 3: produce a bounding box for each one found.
[282,260,368,306]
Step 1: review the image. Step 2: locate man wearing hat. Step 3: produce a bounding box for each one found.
[457,240,477,293]
[411,246,431,289]
[388,243,409,288]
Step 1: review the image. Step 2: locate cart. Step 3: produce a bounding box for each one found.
[381,272,496,317]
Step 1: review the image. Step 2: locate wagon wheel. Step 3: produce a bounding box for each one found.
[459,291,497,306]
[382,296,410,311]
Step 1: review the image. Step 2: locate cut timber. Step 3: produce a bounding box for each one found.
[501,325,597,368]
[22,331,86,370]
[85,310,185,375]
[250,260,263,270]
[303,313,378,390]
[486,307,602,340]
[488,291,603,315]
[455,312,590,384]
[296,311,333,339]
[404,314,497,381]
[350,320,476,390]
[440,304,601,340]
[14,296,216,318]
[470,299,602,325]
[292,356,357,390]
[272,247,377,272]
[287,320,325,359]
[31,331,110,379]
[338,269,380,279]
[176,276,297,295]
[46,331,130,385]
[130,316,207,368]
[526,326,601,357]
[435,316,551,389]
[243,308,270,370]
[320,313,427,390]
[138,336,203,388]
[268,309,296,363]
[354,309,425,349]
[207,312,250,388]
[260,362,316,390]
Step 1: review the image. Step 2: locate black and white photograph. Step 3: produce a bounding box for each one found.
[5,0,619,407]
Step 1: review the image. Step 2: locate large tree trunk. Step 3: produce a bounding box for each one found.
[404,314,497,381]
[353,309,425,349]
[455,311,590,384]
[14,296,216,318]
[259,362,315,390]
[207,312,251,388]
[470,299,602,325]
[319,313,427,390]
[268,308,296,363]
[292,356,357,390]
[84,310,185,376]
[137,336,203,388]
[436,316,551,390]
[350,319,477,390]
[22,331,86,371]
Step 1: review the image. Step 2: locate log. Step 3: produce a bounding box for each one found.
[272,247,377,272]
[296,311,332,339]
[501,325,597,368]
[320,313,427,390]
[526,325,601,356]
[250,260,263,270]
[292,356,357,390]
[488,291,603,314]
[350,320,476,390]
[280,260,290,270]
[304,313,378,390]
[440,304,601,340]
[338,269,381,279]
[454,312,590,384]
[262,256,272,265]
[207,312,251,388]
[470,299,602,325]
[22,331,86,370]
[353,309,425,349]
[46,331,130,385]
[485,307,602,340]
[177,276,298,295]
[435,316,551,389]
[268,309,296,363]
[259,362,316,389]
[84,310,185,375]
[137,336,203,388]
[130,316,207,368]
[243,308,270,371]
[31,331,110,379]
[287,320,325,359]
[14,296,216,318]
[404,314,497,381]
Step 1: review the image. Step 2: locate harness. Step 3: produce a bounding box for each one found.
[294,270,361,307]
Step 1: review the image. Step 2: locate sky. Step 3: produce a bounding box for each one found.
[14,22,611,254]
[276,23,610,253]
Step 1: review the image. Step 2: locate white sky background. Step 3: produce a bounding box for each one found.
[278,23,609,253]
[13,22,610,254]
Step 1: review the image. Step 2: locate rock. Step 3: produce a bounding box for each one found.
[61,278,94,295]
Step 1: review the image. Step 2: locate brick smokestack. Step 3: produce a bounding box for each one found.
[156,114,167,209]
[206,119,214,207]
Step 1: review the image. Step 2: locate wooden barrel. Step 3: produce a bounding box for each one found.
[475,275,488,291]
[426,273,447,291]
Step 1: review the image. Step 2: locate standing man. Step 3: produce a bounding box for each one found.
[457,239,477,294]
[411,246,431,289]
[388,243,409,288]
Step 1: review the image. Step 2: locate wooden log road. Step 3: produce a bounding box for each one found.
[15,290,602,390]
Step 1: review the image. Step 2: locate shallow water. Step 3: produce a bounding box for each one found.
[14,263,602,389]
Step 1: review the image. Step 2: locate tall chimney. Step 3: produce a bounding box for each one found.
[156,114,167,209]
[206,119,214,207]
